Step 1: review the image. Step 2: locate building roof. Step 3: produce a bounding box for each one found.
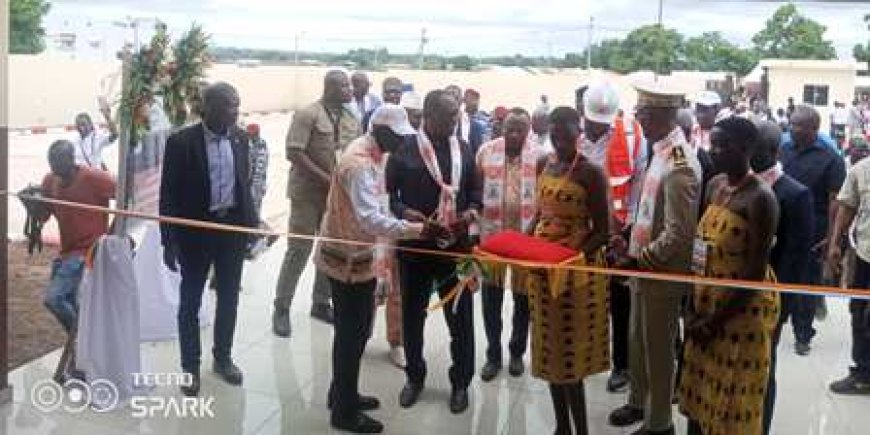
[759,59,860,72]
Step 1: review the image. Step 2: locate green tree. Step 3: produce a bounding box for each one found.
[854,14,870,73]
[614,25,684,74]
[448,55,475,71]
[752,3,836,60]
[684,32,757,75]
[10,0,52,54]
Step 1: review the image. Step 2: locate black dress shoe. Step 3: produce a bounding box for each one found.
[606,370,629,393]
[795,340,811,356]
[508,357,525,377]
[328,394,381,411]
[311,303,335,324]
[398,383,423,408]
[213,361,243,386]
[480,361,501,382]
[330,412,384,434]
[608,404,644,427]
[272,308,291,337]
[180,373,201,397]
[449,388,469,414]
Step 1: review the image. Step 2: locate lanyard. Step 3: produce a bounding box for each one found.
[322,103,342,143]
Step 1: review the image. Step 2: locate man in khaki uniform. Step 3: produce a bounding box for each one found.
[609,83,701,435]
[272,70,361,337]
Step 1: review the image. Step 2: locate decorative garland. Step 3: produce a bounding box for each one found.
[118,22,211,142]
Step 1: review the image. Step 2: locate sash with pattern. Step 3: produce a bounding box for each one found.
[629,128,690,258]
[479,138,538,238]
[418,130,463,226]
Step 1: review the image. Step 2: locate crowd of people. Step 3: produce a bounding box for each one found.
[25,68,870,435]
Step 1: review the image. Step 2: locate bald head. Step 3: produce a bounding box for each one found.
[504,109,531,153]
[791,105,820,129]
[202,82,240,134]
[423,89,459,141]
[351,71,370,99]
[790,105,820,149]
[749,120,782,173]
[324,70,352,106]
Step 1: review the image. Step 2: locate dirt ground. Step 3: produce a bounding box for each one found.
[6,241,66,370]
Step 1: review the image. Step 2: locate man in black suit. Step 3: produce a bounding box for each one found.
[386,90,482,414]
[160,82,258,397]
[749,120,815,435]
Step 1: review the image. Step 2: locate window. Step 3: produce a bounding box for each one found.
[802,85,829,106]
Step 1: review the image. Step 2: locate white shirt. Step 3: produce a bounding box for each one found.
[833,107,849,125]
[75,131,114,169]
[580,133,609,168]
[348,94,382,122]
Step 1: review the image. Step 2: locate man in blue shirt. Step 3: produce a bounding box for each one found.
[781,130,837,153]
[778,105,846,356]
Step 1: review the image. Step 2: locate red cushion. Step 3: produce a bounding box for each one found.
[478,230,578,264]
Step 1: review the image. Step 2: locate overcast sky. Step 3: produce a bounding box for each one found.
[44,0,869,59]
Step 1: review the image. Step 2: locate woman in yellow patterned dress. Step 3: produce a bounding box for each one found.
[526,107,611,435]
[678,117,780,435]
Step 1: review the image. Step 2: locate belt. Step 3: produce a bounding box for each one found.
[208,207,238,221]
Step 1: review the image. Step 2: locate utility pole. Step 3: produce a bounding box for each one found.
[294,33,299,65]
[417,28,428,69]
[655,0,664,81]
[586,16,594,70]
[658,0,664,27]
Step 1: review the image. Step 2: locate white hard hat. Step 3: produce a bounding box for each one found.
[583,80,620,125]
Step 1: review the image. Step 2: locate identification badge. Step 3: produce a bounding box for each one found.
[691,238,709,276]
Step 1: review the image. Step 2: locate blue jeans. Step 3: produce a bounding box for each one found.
[44,256,85,333]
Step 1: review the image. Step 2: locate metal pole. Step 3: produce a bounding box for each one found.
[655,0,664,82]
[658,0,664,26]
[586,17,594,70]
[294,34,299,66]
[0,0,11,404]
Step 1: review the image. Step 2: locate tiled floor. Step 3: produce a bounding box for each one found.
[2,240,868,434]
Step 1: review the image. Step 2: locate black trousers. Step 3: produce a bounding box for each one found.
[177,226,246,375]
[851,257,870,381]
[329,278,376,419]
[400,257,475,389]
[609,279,631,372]
[482,283,529,364]
[783,255,822,344]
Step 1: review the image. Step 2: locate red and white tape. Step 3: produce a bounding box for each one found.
[9,124,109,136]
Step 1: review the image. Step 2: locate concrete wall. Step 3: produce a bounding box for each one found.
[767,65,856,124]
[8,56,657,128]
